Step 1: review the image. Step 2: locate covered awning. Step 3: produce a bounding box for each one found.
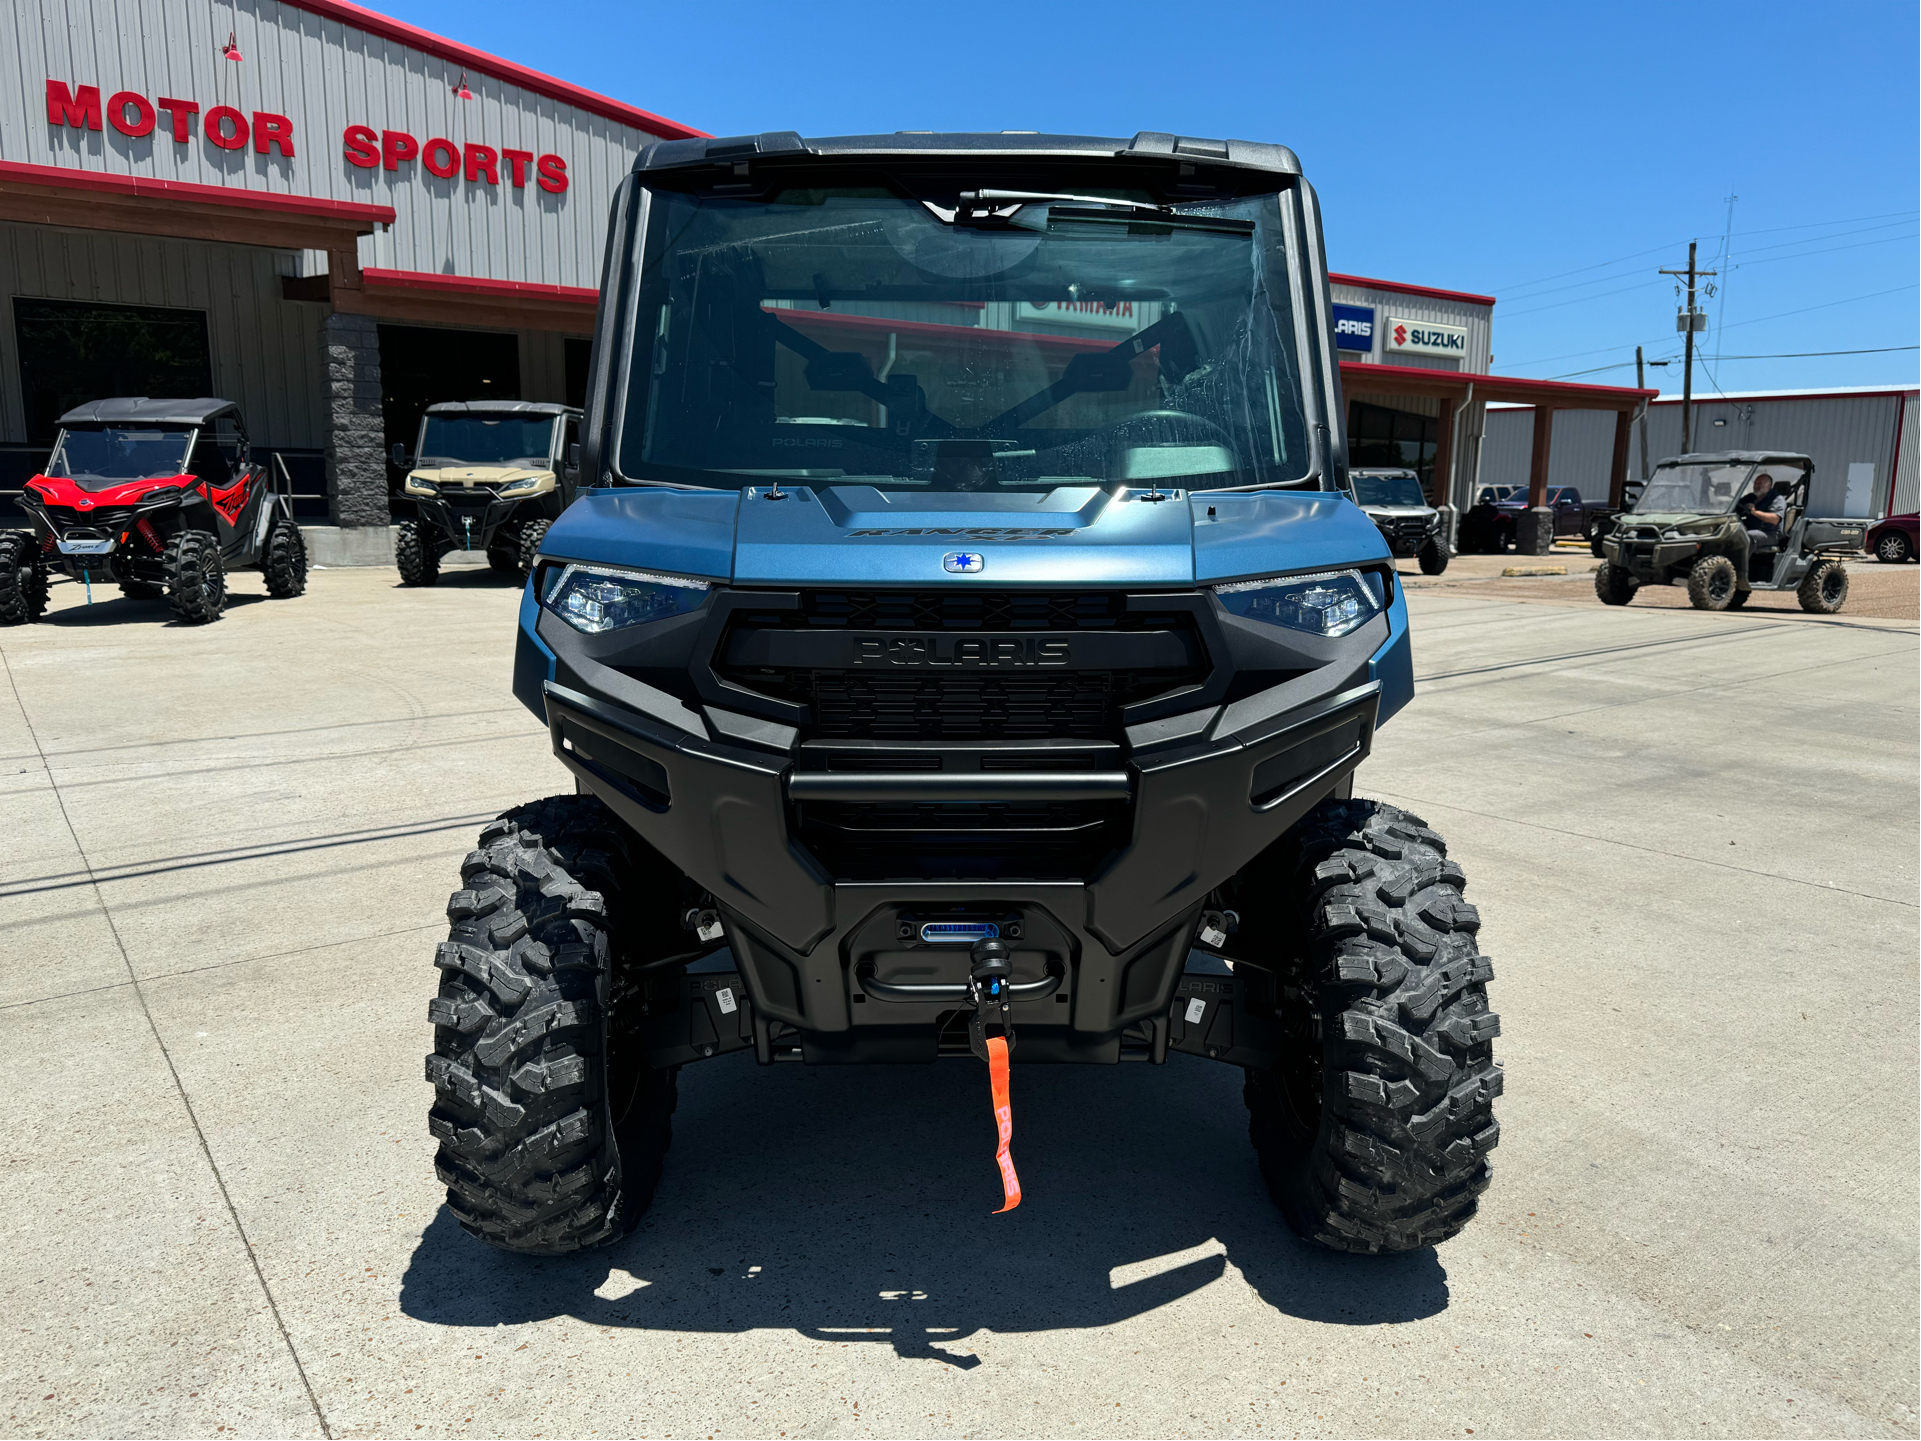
[1339,361,1656,517]
[0,159,394,254]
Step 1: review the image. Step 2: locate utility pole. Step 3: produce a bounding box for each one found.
[1635,345,1653,482]
[1661,242,1716,454]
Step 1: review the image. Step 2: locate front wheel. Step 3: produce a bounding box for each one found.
[262,519,308,598]
[163,530,226,624]
[518,518,551,578]
[1687,554,1738,611]
[1875,531,1912,564]
[1594,562,1638,605]
[1797,559,1849,614]
[428,794,681,1254]
[1237,800,1500,1253]
[395,521,441,587]
[0,531,49,625]
[1416,535,1450,576]
[1588,520,1612,558]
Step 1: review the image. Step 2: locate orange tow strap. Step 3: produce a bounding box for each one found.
[986,1034,1021,1213]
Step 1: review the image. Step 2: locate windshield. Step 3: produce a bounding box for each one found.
[1352,473,1426,507]
[47,427,194,489]
[1633,462,1752,514]
[617,182,1311,491]
[418,416,555,469]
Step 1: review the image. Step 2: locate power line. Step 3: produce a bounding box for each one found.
[1496,221,1917,316]
[1546,345,1918,380]
[1514,284,1921,377]
[1489,208,1918,296]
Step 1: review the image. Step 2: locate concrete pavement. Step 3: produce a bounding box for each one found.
[1,564,1915,1438]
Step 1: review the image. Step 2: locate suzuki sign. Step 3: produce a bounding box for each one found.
[1385,317,1469,359]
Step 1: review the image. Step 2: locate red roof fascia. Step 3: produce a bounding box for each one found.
[1341,361,1655,403]
[360,267,599,304]
[1643,386,1919,406]
[276,0,706,141]
[1330,272,1497,309]
[0,159,396,226]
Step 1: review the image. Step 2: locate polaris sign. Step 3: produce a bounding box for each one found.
[1332,304,1376,352]
[1385,317,1470,359]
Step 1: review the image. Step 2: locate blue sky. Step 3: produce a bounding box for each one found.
[391,0,1918,396]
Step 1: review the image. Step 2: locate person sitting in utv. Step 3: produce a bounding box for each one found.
[1737,472,1786,550]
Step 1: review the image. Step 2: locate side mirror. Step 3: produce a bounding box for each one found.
[390,441,408,468]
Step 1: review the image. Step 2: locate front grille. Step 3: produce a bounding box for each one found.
[756,590,1161,631]
[718,589,1207,740]
[43,506,134,533]
[793,796,1129,879]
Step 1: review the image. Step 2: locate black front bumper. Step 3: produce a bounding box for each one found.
[530,587,1385,1064]
[413,495,523,552]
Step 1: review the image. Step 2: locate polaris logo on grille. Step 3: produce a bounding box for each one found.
[943,551,984,573]
[855,637,1071,668]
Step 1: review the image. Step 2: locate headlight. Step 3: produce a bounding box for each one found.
[1214,569,1383,638]
[498,475,550,497]
[541,563,709,634]
[404,475,439,497]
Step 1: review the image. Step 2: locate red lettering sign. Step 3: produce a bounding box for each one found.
[157,96,199,143]
[343,124,379,168]
[421,137,460,179]
[107,91,155,138]
[205,105,248,150]
[45,80,101,130]
[381,130,418,171]
[501,148,534,187]
[253,112,295,157]
[536,153,567,194]
[463,143,499,185]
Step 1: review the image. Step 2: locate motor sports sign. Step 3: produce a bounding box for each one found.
[1385,317,1469,359]
[43,78,568,194]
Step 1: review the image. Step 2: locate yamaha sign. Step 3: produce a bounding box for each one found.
[1385,317,1470,359]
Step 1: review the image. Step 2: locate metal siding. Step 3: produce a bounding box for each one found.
[1329,281,1492,375]
[1488,391,1919,519]
[1,0,666,290]
[0,218,327,446]
[1892,397,1918,514]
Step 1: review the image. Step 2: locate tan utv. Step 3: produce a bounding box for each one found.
[1594,450,1865,613]
[392,401,582,585]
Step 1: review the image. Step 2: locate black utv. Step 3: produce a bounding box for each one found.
[1,397,306,625]
[393,401,583,585]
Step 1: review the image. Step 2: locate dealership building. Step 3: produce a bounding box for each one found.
[2,0,1690,553]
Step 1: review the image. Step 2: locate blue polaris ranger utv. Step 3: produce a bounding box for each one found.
[427,131,1500,1256]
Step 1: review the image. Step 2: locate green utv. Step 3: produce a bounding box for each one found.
[1595,450,1865,613]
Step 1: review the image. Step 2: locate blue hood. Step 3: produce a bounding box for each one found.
[545,484,1389,586]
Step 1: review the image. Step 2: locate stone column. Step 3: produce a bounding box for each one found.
[320,311,389,528]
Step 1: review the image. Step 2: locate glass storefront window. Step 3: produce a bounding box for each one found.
[1346,400,1438,490]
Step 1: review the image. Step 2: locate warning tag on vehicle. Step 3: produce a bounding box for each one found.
[1184,998,1207,1025]
[715,987,737,1014]
[986,1035,1021,1213]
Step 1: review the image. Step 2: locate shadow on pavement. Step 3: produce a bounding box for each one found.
[41,589,269,625]
[388,566,525,590]
[399,1054,1448,1360]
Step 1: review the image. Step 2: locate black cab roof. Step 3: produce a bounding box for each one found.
[57,397,239,427]
[633,130,1302,182]
[424,401,581,419]
[1658,450,1813,470]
